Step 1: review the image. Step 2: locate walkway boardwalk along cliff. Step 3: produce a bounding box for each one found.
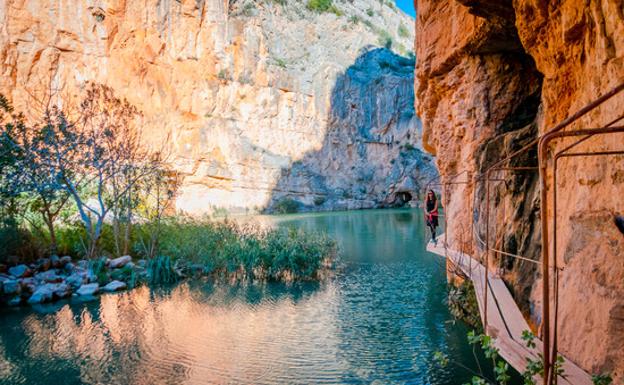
[427,238,592,385]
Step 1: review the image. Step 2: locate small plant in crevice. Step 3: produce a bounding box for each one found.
[592,374,613,385]
[348,15,360,25]
[217,69,229,80]
[273,57,288,68]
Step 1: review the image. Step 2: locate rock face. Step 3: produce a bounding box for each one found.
[415,0,624,381]
[269,48,437,212]
[0,0,435,214]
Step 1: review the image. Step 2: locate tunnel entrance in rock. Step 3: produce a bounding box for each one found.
[392,191,412,207]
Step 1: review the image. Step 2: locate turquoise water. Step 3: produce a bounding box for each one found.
[0,209,507,385]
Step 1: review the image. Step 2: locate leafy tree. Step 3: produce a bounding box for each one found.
[0,95,70,253]
[1,83,161,258]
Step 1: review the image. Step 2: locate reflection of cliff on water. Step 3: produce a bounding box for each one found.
[265,48,438,213]
[0,282,329,385]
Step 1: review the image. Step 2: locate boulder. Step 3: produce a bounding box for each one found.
[64,262,76,273]
[27,284,55,304]
[20,278,36,293]
[8,296,21,306]
[8,264,30,278]
[50,283,71,298]
[3,280,20,295]
[77,260,89,270]
[60,256,72,266]
[109,255,132,269]
[35,270,63,283]
[36,258,51,272]
[65,273,86,289]
[50,255,61,268]
[102,280,127,292]
[76,283,99,296]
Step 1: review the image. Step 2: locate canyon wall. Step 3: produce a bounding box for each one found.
[415,0,624,381]
[0,0,436,215]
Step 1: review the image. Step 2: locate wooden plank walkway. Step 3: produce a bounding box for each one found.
[427,236,592,385]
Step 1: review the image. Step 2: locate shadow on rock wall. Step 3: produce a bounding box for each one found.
[264,48,438,214]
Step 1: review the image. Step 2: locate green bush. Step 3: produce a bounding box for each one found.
[0,218,43,263]
[447,280,481,330]
[89,257,110,285]
[377,29,393,49]
[398,23,409,38]
[273,197,300,214]
[366,8,374,17]
[307,0,337,14]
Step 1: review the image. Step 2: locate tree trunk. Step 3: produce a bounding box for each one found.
[43,212,57,255]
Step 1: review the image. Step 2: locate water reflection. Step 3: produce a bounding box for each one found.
[0,209,503,385]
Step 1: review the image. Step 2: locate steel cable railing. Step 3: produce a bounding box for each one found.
[425,81,624,385]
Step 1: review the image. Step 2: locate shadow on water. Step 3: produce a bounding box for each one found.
[264,47,437,213]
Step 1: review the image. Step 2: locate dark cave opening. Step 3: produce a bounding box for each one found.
[393,191,413,207]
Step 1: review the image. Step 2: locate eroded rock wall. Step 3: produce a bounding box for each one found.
[416,0,624,380]
[0,0,436,214]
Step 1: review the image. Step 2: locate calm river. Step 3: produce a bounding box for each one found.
[0,209,508,385]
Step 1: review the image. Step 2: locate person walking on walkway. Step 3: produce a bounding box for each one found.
[425,190,439,244]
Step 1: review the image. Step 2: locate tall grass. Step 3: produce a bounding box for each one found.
[1,214,337,284]
[147,255,179,285]
[141,218,337,281]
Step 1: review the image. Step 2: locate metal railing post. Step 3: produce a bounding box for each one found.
[538,133,552,385]
[484,168,491,331]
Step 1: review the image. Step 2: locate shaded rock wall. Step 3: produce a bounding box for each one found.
[0,0,435,215]
[415,0,624,380]
[268,48,437,212]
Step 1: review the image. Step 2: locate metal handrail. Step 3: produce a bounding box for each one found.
[427,82,623,384]
[540,124,624,384]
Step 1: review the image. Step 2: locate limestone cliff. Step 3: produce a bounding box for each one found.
[0,0,436,214]
[415,0,624,381]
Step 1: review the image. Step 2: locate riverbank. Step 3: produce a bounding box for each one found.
[0,218,337,308]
